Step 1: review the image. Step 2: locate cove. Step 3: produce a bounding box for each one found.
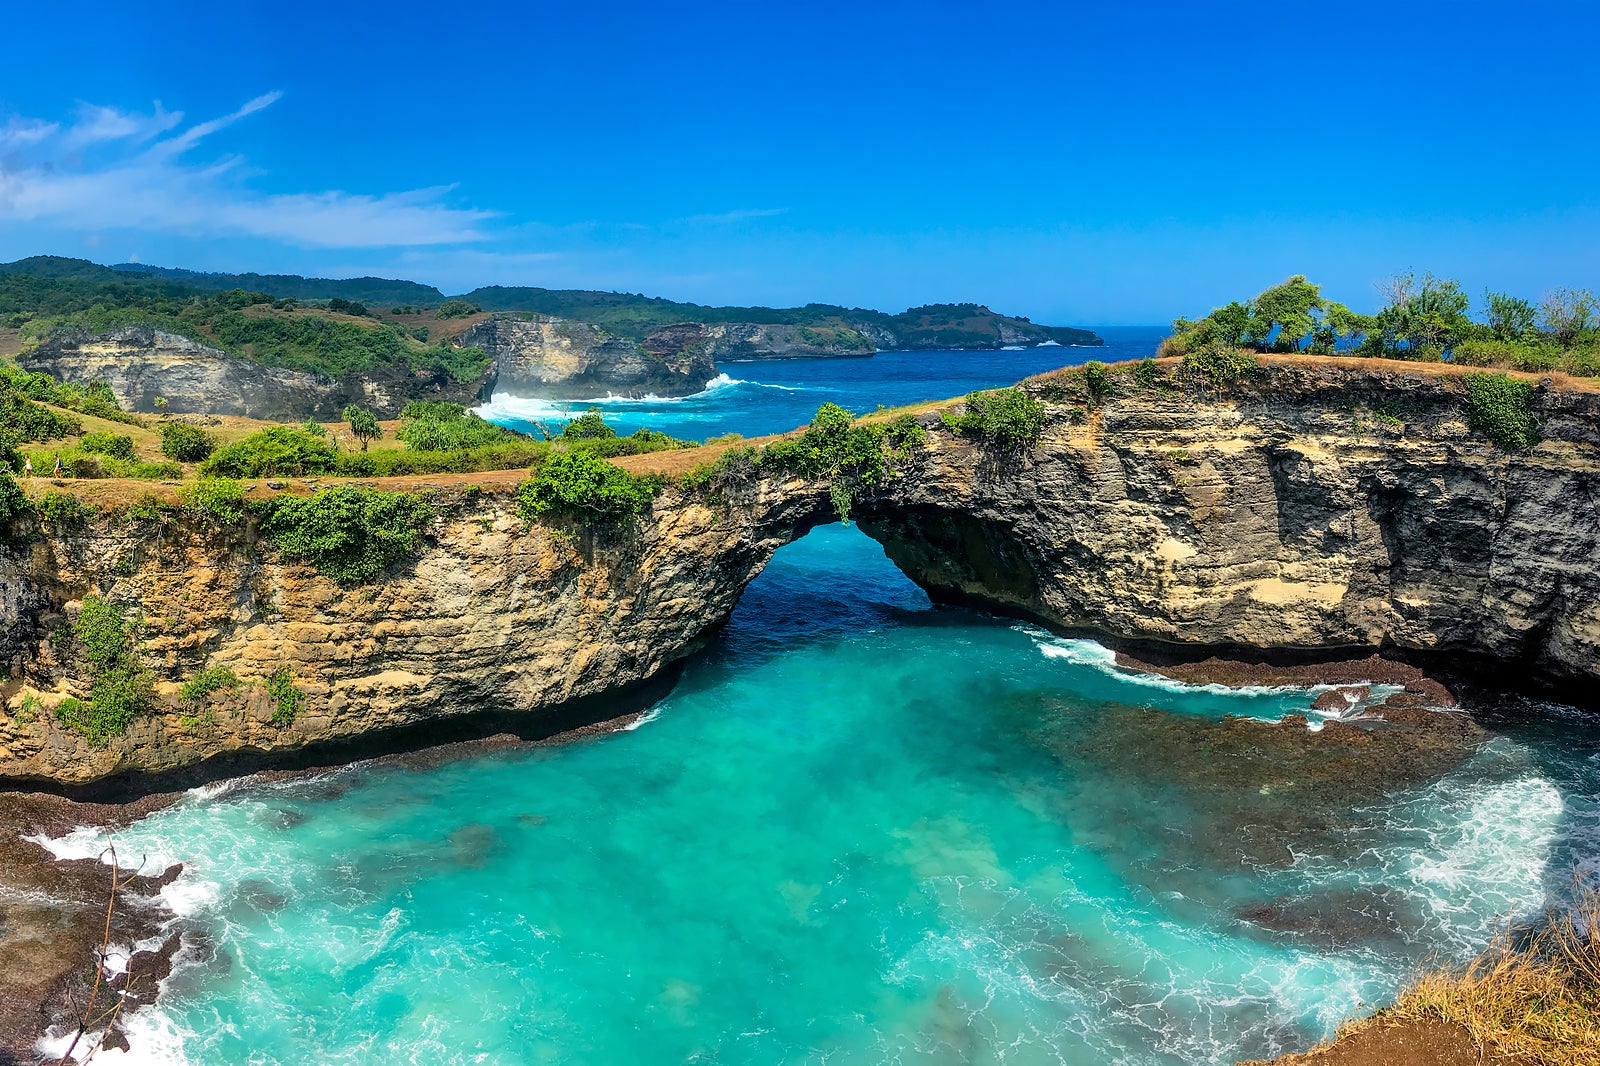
[50,523,1600,1065]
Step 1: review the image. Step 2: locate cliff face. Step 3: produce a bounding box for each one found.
[460,315,719,398]
[0,480,834,788]
[16,325,488,420]
[860,361,1600,683]
[2,359,1597,788]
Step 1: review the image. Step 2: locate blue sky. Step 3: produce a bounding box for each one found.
[1,0,1596,324]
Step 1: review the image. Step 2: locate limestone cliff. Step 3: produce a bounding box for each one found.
[460,315,720,398]
[2,358,1598,788]
[17,324,489,420]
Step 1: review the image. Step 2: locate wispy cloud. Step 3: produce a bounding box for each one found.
[682,207,788,225]
[0,93,494,248]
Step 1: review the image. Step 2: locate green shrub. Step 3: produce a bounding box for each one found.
[1082,360,1114,398]
[57,595,150,744]
[1462,372,1539,450]
[564,428,692,459]
[332,439,550,477]
[517,451,661,522]
[266,665,302,725]
[0,469,30,535]
[180,665,241,704]
[943,388,1047,450]
[395,402,516,452]
[1130,357,1164,389]
[160,422,216,462]
[436,299,481,320]
[202,425,339,478]
[680,446,760,498]
[181,477,248,525]
[258,486,436,584]
[561,409,615,440]
[1177,345,1260,387]
[78,431,135,460]
[36,491,97,527]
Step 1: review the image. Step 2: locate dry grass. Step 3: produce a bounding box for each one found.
[1339,885,1600,1066]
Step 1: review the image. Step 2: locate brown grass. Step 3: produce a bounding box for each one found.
[1332,885,1600,1066]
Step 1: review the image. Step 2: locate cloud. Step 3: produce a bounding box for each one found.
[682,207,788,225]
[61,102,182,148]
[0,93,494,248]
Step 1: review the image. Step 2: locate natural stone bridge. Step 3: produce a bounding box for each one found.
[4,357,1600,790]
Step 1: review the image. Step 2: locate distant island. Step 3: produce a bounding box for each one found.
[0,257,1101,417]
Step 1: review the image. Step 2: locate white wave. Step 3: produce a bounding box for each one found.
[623,705,664,731]
[474,372,807,426]
[1023,629,1398,708]
[1036,339,1062,347]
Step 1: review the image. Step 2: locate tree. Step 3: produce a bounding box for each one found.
[152,396,168,419]
[1248,275,1325,351]
[561,408,615,440]
[342,404,382,451]
[1366,273,1474,360]
[1540,288,1597,346]
[1484,291,1538,341]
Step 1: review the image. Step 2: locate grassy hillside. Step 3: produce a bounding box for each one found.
[463,287,1101,346]
[0,256,1102,361]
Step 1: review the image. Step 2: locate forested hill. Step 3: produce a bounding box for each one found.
[0,257,1101,350]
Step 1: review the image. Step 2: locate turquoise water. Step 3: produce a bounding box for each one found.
[475,329,1167,440]
[36,345,1600,1064]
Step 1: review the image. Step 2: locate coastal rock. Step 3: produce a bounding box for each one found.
[459,314,718,398]
[2,358,1599,788]
[16,324,488,420]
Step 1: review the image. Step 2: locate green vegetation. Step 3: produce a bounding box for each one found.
[258,486,436,584]
[517,451,662,522]
[677,402,927,521]
[395,401,514,451]
[435,298,481,319]
[56,595,150,744]
[465,287,1099,347]
[36,491,97,527]
[1463,372,1540,450]
[942,388,1046,450]
[51,448,182,480]
[0,469,28,536]
[78,431,134,460]
[560,408,614,441]
[160,422,216,462]
[342,404,382,451]
[1164,273,1600,375]
[1177,346,1260,388]
[181,477,248,525]
[266,665,302,725]
[179,665,241,704]
[1082,360,1114,398]
[203,424,338,478]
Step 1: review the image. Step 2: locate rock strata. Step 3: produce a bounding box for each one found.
[459,315,719,398]
[2,358,1599,789]
[17,324,488,420]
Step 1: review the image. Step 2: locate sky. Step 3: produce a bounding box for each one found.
[1,0,1597,324]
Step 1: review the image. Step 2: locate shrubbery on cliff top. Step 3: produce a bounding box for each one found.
[1462,372,1540,451]
[943,388,1045,450]
[518,450,662,522]
[259,485,437,585]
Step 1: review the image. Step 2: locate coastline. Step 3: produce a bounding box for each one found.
[0,701,656,1062]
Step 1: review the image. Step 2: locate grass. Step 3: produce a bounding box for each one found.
[1334,886,1600,1065]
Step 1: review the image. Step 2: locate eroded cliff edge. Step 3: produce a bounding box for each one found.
[2,357,1597,789]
